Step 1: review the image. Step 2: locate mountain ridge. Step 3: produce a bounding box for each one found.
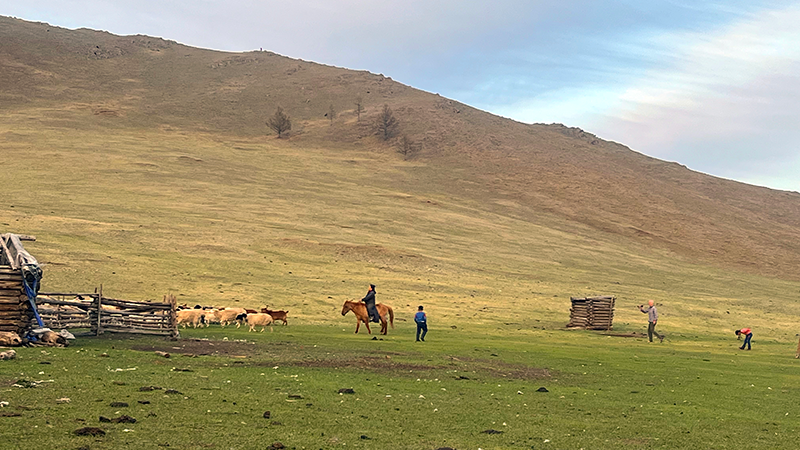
[2,14,799,282]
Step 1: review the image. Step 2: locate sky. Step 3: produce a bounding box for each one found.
[4,1,799,192]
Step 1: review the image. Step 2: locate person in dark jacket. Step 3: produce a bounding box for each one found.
[414,305,427,342]
[361,284,380,323]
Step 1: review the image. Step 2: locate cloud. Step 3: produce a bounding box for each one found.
[589,4,800,191]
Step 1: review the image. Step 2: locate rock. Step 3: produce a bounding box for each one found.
[360,435,371,440]
[139,386,162,391]
[113,415,136,424]
[436,447,456,450]
[155,351,170,358]
[338,388,355,394]
[74,427,106,436]
[287,394,303,399]
[164,389,182,395]
[0,350,17,360]
[99,416,112,423]
[536,387,549,392]
[109,402,129,407]
[138,400,150,405]
[482,429,503,434]
[56,397,71,404]
[263,411,271,419]
[371,336,378,340]
[269,442,285,449]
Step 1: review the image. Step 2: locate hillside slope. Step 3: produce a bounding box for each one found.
[2,16,798,282]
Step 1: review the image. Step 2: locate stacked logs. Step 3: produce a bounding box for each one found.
[566,296,616,330]
[0,266,32,335]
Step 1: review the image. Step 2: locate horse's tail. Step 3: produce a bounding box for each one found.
[388,306,394,329]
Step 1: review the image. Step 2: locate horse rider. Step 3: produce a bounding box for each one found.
[361,284,380,323]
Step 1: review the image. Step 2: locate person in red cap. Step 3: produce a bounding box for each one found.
[735,328,753,350]
[639,300,664,343]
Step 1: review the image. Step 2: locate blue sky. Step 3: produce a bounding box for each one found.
[4,1,799,191]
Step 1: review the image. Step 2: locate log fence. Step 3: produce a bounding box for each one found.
[36,290,177,337]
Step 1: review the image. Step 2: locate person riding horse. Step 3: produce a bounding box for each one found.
[361,284,380,323]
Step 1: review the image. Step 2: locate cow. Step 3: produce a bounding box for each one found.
[245,313,273,332]
[176,309,206,328]
[214,308,246,327]
[260,307,289,326]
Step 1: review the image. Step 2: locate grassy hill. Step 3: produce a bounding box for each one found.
[1,15,799,338]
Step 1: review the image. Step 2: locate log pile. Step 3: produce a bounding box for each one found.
[566,296,616,330]
[0,266,32,335]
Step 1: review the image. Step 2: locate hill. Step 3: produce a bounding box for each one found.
[1,16,799,336]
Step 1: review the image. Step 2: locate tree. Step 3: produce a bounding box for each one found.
[354,96,364,122]
[267,106,291,138]
[327,104,336,125]
[377,104,398,141]
[397,135,419,160]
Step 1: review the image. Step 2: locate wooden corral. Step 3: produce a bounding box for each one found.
[37,291,178,337]
[1,232,177,338]
[566,296,616,330]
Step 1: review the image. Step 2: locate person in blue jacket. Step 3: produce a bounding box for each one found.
[415,305,427,342]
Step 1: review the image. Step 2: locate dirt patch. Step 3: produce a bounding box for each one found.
[599,332,648,338]
[131,339,261,357]
[286,355,440,374]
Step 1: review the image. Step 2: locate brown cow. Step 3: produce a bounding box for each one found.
[260,307,288,325]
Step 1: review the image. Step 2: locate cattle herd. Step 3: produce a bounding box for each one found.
[176,305,289,332]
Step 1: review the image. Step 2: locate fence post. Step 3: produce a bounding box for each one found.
[168,294,178,338]
[95,284,103,336]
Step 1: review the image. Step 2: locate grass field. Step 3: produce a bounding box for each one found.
[2,323,800,450]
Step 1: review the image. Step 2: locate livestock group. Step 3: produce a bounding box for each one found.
[176,305,289,332]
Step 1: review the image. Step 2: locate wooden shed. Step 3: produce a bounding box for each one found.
[566,295,616,330]
[0,234,40,335]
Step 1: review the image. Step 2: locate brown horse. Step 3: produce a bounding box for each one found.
[341,300,394,335]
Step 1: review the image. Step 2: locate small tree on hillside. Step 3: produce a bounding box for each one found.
[327,104,336,125]
[397,135,419,160]
[377,103,399,141]
[267,106,291,138]
[354,96,364,121]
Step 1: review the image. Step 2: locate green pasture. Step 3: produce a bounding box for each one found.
[1,324,799,449]
[2,113,800,449]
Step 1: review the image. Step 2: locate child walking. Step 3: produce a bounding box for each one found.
[735,328,753,350]
[414,305,427,342]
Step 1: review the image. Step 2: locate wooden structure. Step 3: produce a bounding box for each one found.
[1,232,177,338]
[37,291,177,337]
[0,234,40,335]
[566,296,616,330]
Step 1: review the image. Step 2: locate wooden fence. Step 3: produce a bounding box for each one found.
[36,290,177,337]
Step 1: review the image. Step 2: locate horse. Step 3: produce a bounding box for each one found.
[341,300,394,335]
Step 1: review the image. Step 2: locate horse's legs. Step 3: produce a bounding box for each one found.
[355,320,360,334]
[365,319,372,334]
